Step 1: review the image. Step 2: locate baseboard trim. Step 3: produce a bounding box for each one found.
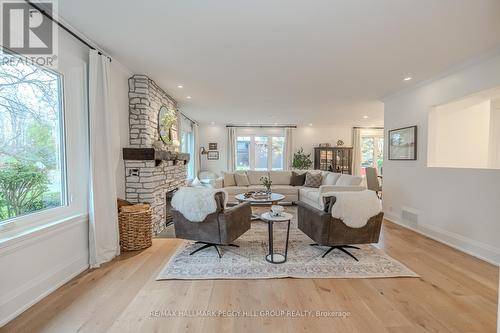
[384,213,500,266]
[0,253,89,327]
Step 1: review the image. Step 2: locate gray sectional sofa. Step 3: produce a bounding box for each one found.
[215,170,365,209]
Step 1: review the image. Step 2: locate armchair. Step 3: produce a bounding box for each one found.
[296,196,383,261]
[172,192,252,258]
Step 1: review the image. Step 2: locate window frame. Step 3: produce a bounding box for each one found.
[235,133,285,171]
[0,46,88,237]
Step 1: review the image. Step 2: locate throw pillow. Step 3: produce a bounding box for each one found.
[304,172,322,188]
[322,172,341,185]
[234,172,250,186]
[223,172,236,187]
[336,174,363,186]
[290,171,306,186]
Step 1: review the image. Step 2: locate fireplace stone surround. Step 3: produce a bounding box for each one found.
[123,75,189,235]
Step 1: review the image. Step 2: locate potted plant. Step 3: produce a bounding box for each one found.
[292,148,312,170]
[260,176,272,195]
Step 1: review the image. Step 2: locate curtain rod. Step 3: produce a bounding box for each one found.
[180,112,198,126]
[25,1,112,62]
[353,127,384,129]
[226,125,297,129]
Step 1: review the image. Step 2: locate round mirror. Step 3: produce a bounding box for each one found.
[158,105,177,144]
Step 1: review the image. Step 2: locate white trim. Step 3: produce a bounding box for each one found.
[384,212,500,266]
[0,214,88,255]
[0,253,88,327]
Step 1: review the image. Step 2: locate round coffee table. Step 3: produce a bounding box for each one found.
[235,193,285,220]
[260,212,293,264]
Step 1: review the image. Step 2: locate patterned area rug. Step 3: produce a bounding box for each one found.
[156,206,418,280]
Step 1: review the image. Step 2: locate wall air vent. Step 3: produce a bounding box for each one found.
[401,206,419,225]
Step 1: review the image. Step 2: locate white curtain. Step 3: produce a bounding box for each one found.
[227,127,236,172]
[352,128,362,176]
[88,50,120,268]
[193,123,200,178]
[284,128,294,170]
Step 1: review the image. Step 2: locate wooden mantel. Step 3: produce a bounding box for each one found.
[122,148,190,165]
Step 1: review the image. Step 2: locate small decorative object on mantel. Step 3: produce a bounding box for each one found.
[208,142,218,150]
[207,151,219,160]
[388,126,417,160]
[336,139,344,146]
[319,143,331,147]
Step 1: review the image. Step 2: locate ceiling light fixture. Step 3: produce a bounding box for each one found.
[403,76,412,81]
[177,85,183,88]
[363,115,369,119]
[210,121,215,125]
[308,123,313,127]
[186,96,192,99]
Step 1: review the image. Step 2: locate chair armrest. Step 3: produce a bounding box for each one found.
[214,177,224,189]
[295,200,330,217]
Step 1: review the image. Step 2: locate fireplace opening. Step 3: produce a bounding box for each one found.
[165,188,178,227]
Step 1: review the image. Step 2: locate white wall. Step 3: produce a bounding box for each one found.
[383,52,500,265]
[197,124,353,176]
[0,33,133,327]
[0,30,89,326]
[428,100,491,168]
[110,61,133,198]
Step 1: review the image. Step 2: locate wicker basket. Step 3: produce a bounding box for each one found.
[118,206,152,251]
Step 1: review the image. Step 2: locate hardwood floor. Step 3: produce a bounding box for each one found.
[2,220,498,333]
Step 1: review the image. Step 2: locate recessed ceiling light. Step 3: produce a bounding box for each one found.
[403,76,412,81]
[308,123,313,127]
[186,96,192,99]
[210,121,215,125]
[245,122,250,126]
[363,115,369,119]
[177,85,183,88]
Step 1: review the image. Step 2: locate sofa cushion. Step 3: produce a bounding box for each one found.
[322,172,341,185]
[336,174,363,186]
[223,186,249,196]
[247,185,266,192]
[223,172,236,187]
[246,171,269,185]
[234,172,250,186]
[298,187,322,209]
[290,171,306,186]
[304,171,322,188]
[271,184,299,195]
[269,171,291,185]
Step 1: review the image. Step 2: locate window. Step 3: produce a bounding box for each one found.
[236,135,285,170]
[0,54,66,223]
[236,136,250,170]
[181,130,195,179]
[360,131,384,176]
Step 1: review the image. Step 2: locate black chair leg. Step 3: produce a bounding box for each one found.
[189,243,215,256]
[313,245,360,261]
[189,242,232,258]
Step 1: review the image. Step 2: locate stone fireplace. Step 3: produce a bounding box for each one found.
[123,75,189,235]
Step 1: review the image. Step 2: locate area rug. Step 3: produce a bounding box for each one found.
[156,207,418,280]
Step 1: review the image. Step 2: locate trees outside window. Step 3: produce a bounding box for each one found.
[0,53,66,222]
[235,135,284,171]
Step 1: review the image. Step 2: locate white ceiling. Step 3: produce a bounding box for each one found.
[58,0,500,126]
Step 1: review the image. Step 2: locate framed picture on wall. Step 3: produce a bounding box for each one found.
[207,151,219,160]
[388,126,417,160]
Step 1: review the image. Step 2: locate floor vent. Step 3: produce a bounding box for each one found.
[401,207,419,225]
